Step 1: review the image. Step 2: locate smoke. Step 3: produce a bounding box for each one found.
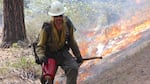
[84,0,150,29]
[119,0,150,19]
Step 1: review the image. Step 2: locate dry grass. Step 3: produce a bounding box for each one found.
[0,47,41,84]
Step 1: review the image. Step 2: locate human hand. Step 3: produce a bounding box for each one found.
[76,57,83,64]
[35,58,42,64]
[36,56,47,65]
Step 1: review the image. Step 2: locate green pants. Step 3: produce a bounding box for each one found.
[59,50,79,84]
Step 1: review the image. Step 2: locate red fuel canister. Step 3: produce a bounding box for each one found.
[42,58,57,80]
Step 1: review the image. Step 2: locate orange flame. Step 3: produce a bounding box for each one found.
[106,26,122,40]
[79,41,89,56]
[78,72,91,81]
[79,20,150,60]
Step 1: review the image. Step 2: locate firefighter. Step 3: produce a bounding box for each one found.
[36,1,83,84]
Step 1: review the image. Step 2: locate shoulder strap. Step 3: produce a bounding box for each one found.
[42,22,51,33]
[42,22,51,40]
[65,16,76,31]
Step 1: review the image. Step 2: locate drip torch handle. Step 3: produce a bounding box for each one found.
[82,57,103,61]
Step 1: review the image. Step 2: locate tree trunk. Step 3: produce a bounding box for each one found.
[1,0,27,48]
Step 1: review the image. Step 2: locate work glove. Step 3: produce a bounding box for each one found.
[36,56,47,65]
[35,58,41,64]
[76,57,83,64]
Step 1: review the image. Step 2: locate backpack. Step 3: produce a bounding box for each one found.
[32,16,75,64]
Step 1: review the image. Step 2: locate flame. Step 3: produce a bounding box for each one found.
[79,13,150,71]
[100,20,150,56]
[106,26,122,40]
[78,72,91,82]
[134,20,150,34]
[79,40,89,56]
[55,81,59,84]
[77,19,150,83]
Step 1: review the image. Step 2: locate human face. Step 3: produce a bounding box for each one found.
[54,15,64,25]
[53,15,64,31]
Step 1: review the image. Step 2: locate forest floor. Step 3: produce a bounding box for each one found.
[0,27,150,84]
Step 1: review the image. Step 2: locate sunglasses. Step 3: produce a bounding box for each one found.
[54,15,63,17]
